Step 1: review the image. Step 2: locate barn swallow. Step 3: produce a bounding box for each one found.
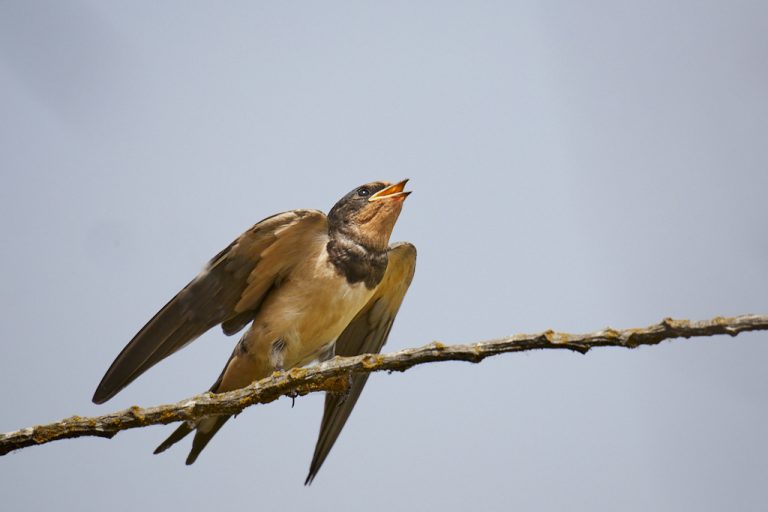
[92,180,415,484]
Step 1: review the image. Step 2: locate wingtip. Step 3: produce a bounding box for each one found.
[91,388,111,405]
[305,460,324,485]
[92,368,129,405]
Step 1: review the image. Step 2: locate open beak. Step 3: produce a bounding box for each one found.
[368,179,411,202]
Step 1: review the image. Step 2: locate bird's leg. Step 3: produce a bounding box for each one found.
[269,338,287,371]
[270,338,298,406]
[317,341,336,363]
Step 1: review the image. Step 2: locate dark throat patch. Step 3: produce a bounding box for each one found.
[326,236,388,289]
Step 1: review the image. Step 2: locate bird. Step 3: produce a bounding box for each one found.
[92,179,416,484]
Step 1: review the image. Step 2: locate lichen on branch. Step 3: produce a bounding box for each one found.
[1,314,766,456]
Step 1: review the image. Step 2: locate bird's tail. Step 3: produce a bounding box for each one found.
[154,415,231,464]
[153,352,239,463]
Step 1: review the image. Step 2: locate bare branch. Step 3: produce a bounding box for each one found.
[2,314,766,456]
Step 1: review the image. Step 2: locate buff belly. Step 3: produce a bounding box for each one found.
[214,247,375,393]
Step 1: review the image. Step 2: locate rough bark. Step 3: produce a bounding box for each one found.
[1,314,766,456]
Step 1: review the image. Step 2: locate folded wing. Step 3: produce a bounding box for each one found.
[92,209,327,404]
[305,242,417,484]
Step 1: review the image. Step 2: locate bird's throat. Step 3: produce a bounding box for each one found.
[326,235,388,289]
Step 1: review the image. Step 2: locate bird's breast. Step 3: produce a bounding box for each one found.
[247,241,376,368]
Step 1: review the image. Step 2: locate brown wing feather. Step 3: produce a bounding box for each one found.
[305,242,416,484]
[92,209,327,404]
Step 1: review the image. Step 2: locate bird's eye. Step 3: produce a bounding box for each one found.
[357,188,370,197]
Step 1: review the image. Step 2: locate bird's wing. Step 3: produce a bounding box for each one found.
[305,241,417,484]
[92,209,328,404]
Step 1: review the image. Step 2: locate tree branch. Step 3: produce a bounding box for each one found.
[2,314,766,456]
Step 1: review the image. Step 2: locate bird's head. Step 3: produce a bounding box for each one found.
[328,179,411,251]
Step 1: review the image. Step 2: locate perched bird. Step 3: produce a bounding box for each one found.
[92,180,416,484]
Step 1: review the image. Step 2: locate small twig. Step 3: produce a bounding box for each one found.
[1,314,766,456]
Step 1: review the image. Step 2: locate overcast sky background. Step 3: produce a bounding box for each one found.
[2,1,767,511]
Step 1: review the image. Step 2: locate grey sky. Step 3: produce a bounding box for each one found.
[1,1,767,511]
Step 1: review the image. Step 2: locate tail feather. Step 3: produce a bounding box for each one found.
[153,415,231,464]
[154,422,195,455]
[153,349,238,463]
[186,416,231,465]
